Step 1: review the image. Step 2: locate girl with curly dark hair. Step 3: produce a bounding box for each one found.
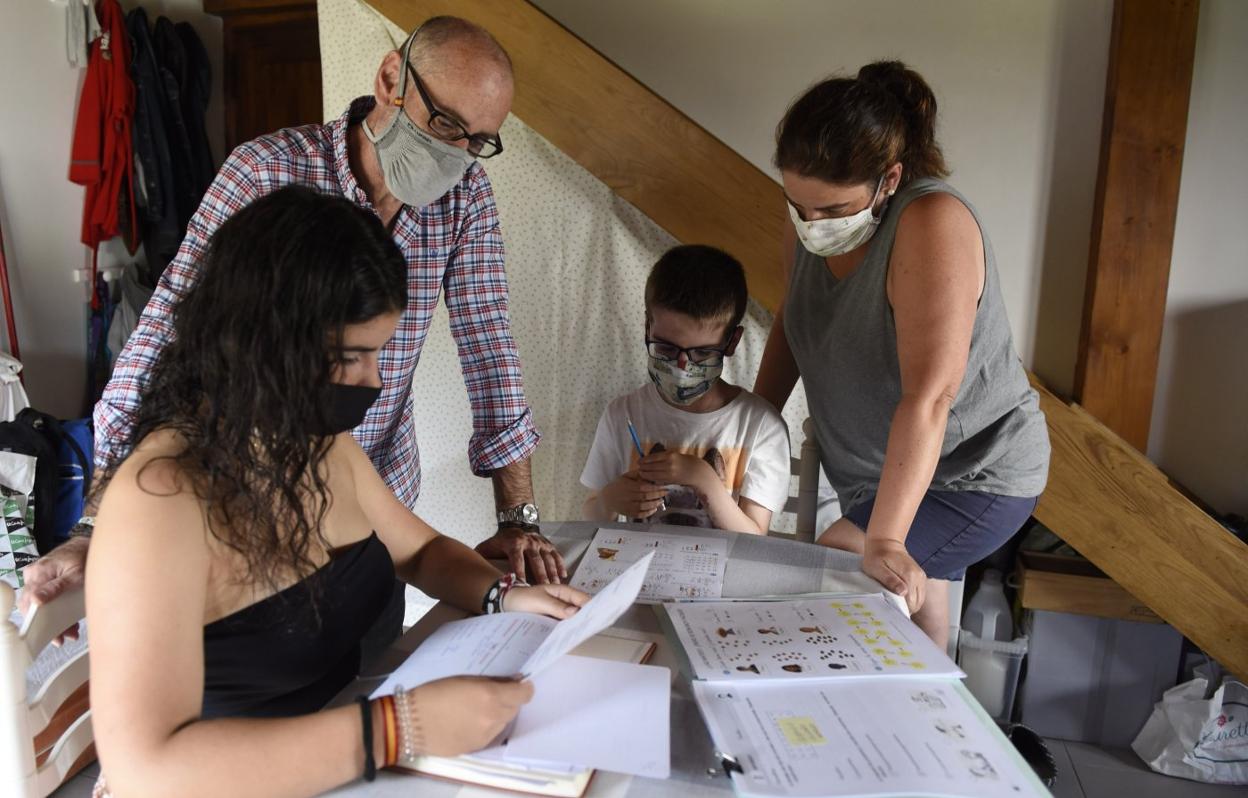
[84,186,586,797]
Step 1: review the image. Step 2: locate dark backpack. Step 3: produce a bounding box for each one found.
[0,409,93,554]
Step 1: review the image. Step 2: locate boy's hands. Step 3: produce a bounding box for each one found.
[600,471,669,519]
[638,451,718,498]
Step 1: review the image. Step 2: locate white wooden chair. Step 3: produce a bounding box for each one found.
[773,418,821,543]
[0,582,94,798]
[773,418,965,658]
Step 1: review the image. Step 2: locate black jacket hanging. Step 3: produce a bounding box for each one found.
[175,21,215,197]
[127,7,181,282]
[152,16,197,234]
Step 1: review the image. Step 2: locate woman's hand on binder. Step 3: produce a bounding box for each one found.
[504,583,589,619]
[405,676,535,758]
[862,537,927,614]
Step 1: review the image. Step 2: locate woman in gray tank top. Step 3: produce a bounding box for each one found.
[755,61,1050,648]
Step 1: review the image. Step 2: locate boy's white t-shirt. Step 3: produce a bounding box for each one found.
[580,382,792,526]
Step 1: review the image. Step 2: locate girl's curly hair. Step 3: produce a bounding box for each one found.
[107,185,407,594]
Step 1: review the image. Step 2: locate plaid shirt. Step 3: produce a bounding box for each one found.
[94,97,540,507]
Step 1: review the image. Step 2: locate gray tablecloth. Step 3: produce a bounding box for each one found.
[322,522,890,798]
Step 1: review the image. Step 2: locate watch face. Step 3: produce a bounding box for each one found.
[521,504,539,524]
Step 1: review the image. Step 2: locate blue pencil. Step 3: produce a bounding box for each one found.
[626,417,646,458]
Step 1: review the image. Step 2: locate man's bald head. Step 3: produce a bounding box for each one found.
[407,16,513,85]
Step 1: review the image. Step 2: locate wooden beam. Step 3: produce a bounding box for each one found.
[367,0,787,312]
[1074,0,1199,450]
[364,0,1248,678]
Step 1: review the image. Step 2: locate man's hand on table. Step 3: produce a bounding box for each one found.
[18,536,90,645]
[475,525,568,585]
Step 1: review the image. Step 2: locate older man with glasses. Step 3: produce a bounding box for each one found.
[22,16,563,653]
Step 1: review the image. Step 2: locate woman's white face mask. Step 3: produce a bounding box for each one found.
[789,176,889,258]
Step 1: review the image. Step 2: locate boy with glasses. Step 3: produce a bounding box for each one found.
[580,246,791,534]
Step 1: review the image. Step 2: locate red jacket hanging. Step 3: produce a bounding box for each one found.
[69,0,137,264]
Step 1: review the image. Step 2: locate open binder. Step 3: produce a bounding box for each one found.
[659,594,1052,798]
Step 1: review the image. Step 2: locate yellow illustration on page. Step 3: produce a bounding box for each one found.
[777,716,827,746]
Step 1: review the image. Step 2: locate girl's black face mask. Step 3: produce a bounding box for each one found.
[317,383,381,435]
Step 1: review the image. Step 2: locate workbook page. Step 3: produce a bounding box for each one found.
[693,679,1048,798]
[371,612,557,697]
[571,528,728,603]
[521,551,654,677]
[667,594,961,680]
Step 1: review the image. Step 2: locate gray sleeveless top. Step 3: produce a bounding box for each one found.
[783,177,1049,511]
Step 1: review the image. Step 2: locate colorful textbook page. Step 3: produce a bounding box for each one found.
[570,528,728,603]
[693,679,1049,798]
[666,594,962,680]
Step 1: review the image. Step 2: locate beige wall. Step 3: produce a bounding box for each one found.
[533,0,1113,398]
[1147,0,1248,516]
[0,0,223,418]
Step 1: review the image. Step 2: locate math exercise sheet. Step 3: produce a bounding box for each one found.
[692,679,1048,798]
[571,528,728,603]
[667,594,962,680]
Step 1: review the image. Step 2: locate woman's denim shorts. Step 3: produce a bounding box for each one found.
[843,489,1038,580]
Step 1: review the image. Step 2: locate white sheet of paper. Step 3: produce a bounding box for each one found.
[506,654,671,779]
[693,679,1048,798]
[520,551,654,677]
[571,528,728,603]
[668,593,961,680]
[371,612,557,698]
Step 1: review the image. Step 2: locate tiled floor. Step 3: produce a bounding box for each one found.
[50,760,98,797]
[1045,738,1247,798]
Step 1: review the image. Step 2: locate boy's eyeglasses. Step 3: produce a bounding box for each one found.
[404,62,504,158]
[645,338,731,367]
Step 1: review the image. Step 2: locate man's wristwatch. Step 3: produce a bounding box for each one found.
[69,516,95,539]
[497,503,540,529]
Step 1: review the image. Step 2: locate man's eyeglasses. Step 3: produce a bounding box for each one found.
[404,62,504,158]
[645,337,732,367]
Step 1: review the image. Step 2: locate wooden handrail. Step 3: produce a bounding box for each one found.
[366,0,1248,678]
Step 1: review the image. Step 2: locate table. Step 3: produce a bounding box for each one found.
[322,521,896,797]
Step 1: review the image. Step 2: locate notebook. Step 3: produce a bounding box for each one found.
[372,553,666,796]
[391,631,658,798]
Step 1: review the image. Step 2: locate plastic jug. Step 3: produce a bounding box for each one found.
[963,568,1013,641]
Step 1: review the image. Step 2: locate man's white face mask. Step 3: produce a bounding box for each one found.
[363,111,474,209]
[789,176,890,258]
[363,31,475,208]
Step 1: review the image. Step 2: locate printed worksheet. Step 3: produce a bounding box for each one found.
[571,528,728,603]
[666,594,962,680]
[693,679,1049,798]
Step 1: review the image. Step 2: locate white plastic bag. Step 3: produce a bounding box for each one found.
[1132,672,1248,784]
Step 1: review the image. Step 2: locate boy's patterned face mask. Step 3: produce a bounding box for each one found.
[647,355,721,406]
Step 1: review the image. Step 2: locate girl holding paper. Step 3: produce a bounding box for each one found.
[85,187,587,798]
